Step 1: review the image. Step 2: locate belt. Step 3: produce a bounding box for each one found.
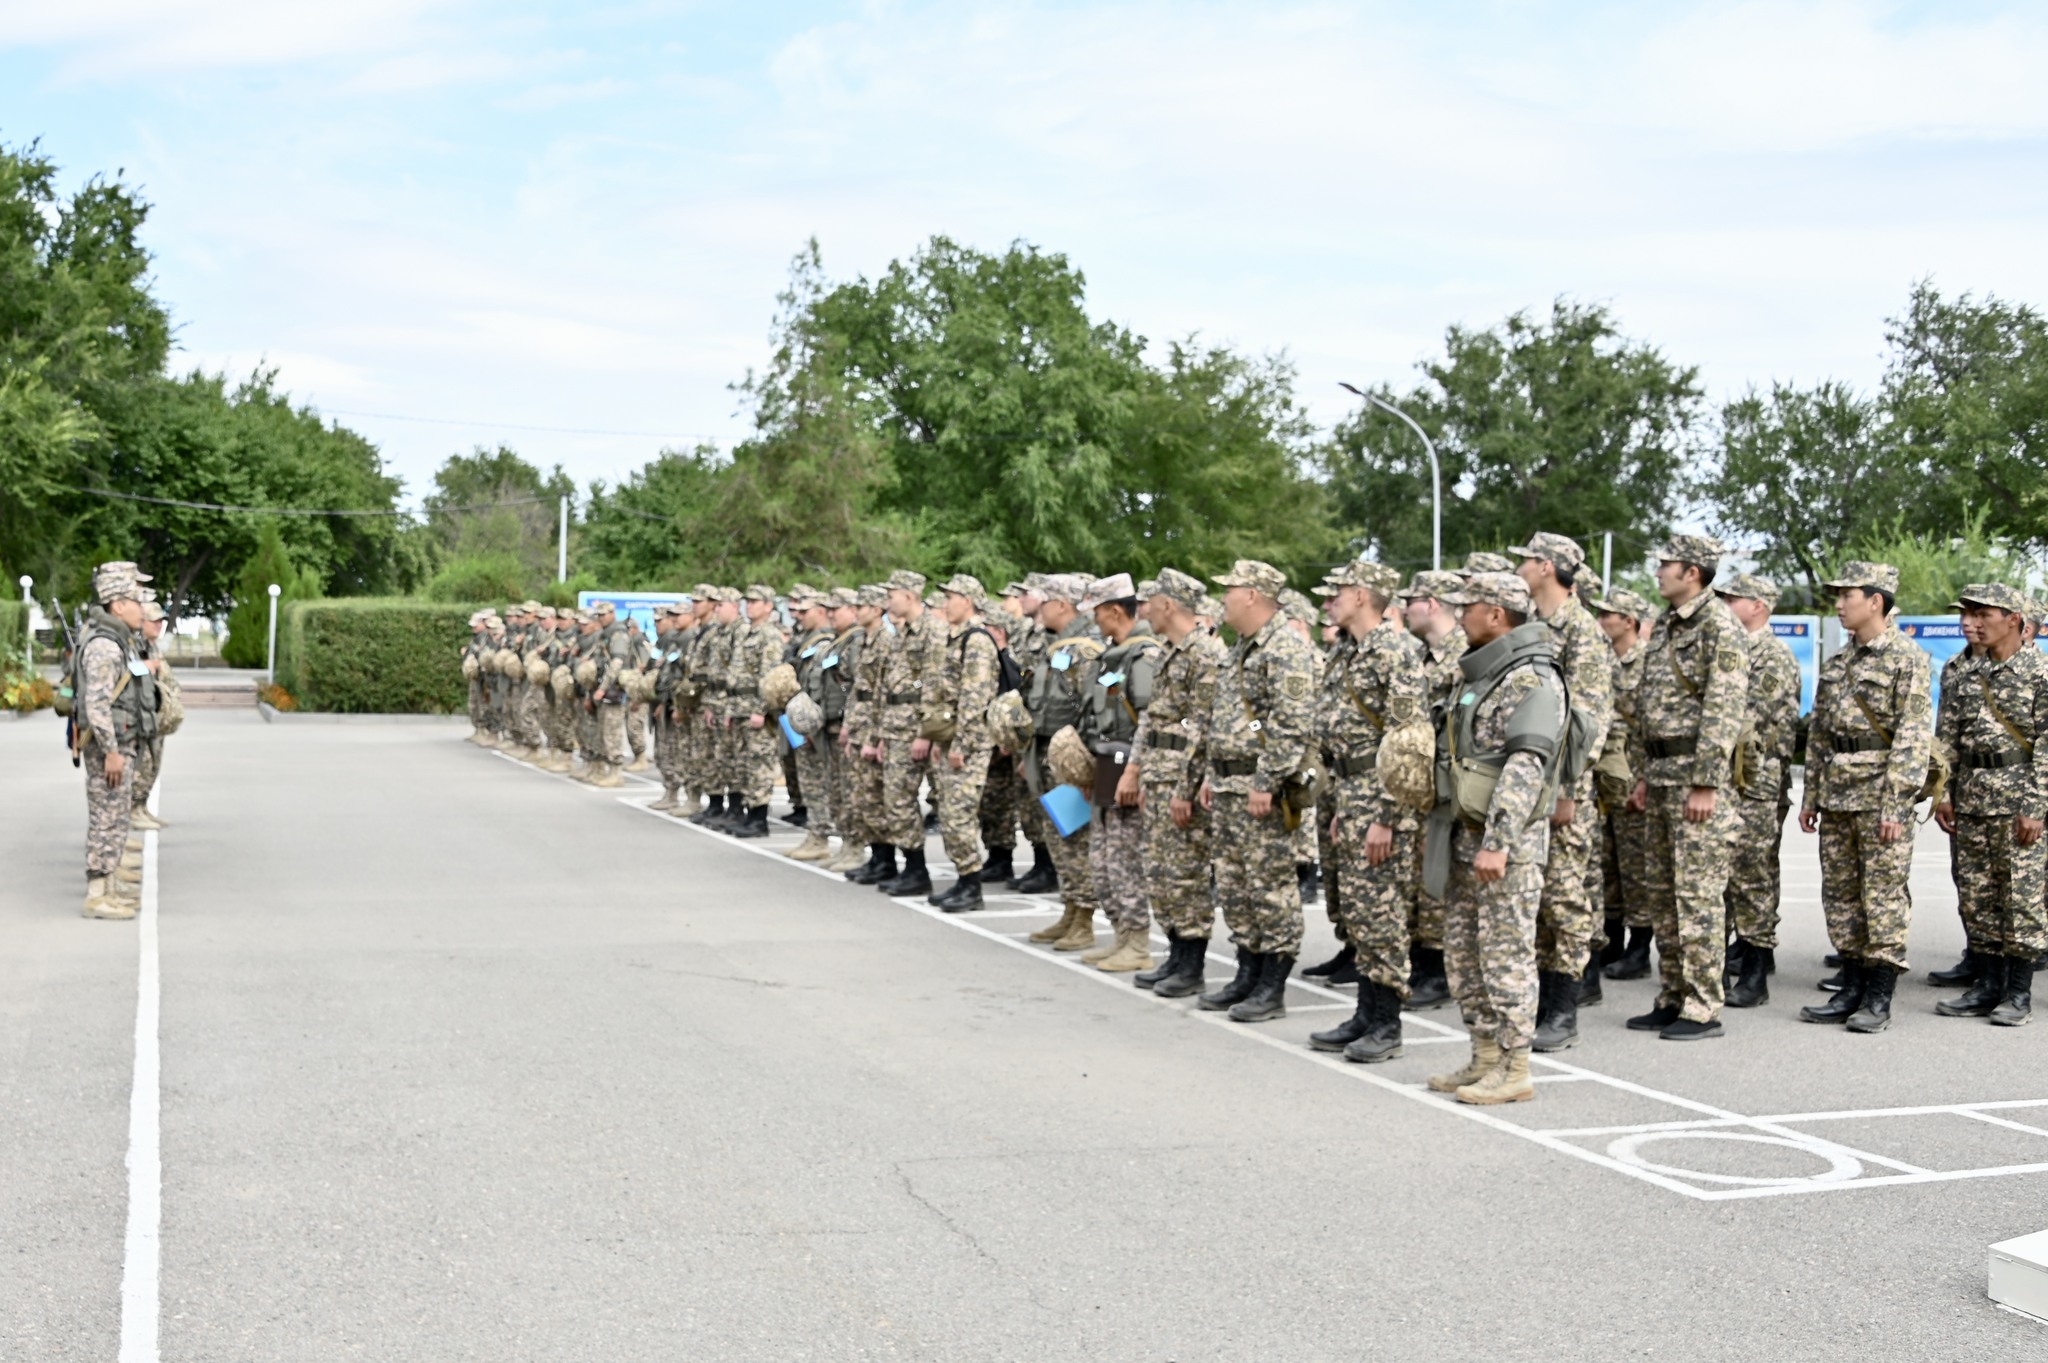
[885,689,921,705]
[1328,754,1375,780]
[1211,758,1258,778]
[1960,748,2028,770]
[1142,731,1190,752]
[1645,738,1698,759]
[854,689,874,701]
[1827,732,1890,754]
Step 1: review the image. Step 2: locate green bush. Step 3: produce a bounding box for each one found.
[0,599,25,662]
[276,598,488,713]
[223,523,320,667]
[425,552,528,604]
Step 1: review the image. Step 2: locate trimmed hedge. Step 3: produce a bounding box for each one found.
[276,598,491,713]
[0,600,25,660]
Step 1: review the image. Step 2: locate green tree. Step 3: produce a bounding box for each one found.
[421,445,574,593]
[1837,509,2039,616]
[221,521,319,667]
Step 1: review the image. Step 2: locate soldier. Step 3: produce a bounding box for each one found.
[811,588,867,870]
[676,589,722,819]
[688,590,741,824]
[1006,575,1060,894]
[925,575,1004,910]
[1931,583,2045,1025]
[1798,561,1933,1033]
[480,612,510,747]
[1421,572,1561,1104]
[649,603,690,812]
[783,589,840,860]
[622,612,654,773]
[1511,533,1613,1053]
[1128,568,1228,998]
[718,585,786,839]
[74,562,157,921]
[1387,569,1469,1009]
[1020,574,1108,948]
[1626,535,1747,1041]
[1279,588,1326,907]
[129,597,180,832]
[1077,572,1162,967]
[586,600,636,789]
[463,611,490,743]
[842,585,899,883]
[1716,573,1801,1008]
[1306,560,1426,1062]
[545,608,585,775]
[976,603,1025,886]
[1191,559,1318,1023]
[1594,589,1657,981]
[869,571,942,895]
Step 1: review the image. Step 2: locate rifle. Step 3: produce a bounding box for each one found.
[49,597,82,767]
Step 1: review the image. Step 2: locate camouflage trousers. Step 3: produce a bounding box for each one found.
[1951,812,2048,958]
[782,737,802,809]
[1211,792,1303,956]
[732,720,779,807]
[1140,778,1213,939]
[1642,783,1738,1022]
[1048,816,1098,915]
[683,708,718,795]
[574,698,598,757]
[931,740,992,874]
[82,737,137,878]
[1817,809,1915,972]
[1535,777,1599,975]
[1291,805,1317,880]
[1089,802,1148,933]
[468,677,485,729]
[653,709,684,793]
[1600,804,1653,930]
[1319,779,1417,996]
[133,736,165,809]
[626,702,647,760]
[1408,862,1445,951]
[878,736,929,850]
[979,753,1021,856]
[597,702,628,766]
[1725,795,1790,948]
[547,692,576,755]
[848,739,886,847]
[1441,822,1541,1052]
[792,736,835,837]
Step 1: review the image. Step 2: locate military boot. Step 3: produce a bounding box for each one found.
[1428,1033,1501,1093]
[824,839,867,872]
[1327,952,1361,986]
[1152,937,1210,998]
[1597,914,1627,967]
[113,863,142,885]
[932,875,984,914]
[650,788,680,813]
[1302,942,1355,980]
[1456,1047,1534,1105]
[1296,861,1320,905]
[1727,938,1770,1009]
[712,793,752,830]
[125,834,144,854]
[1228,952,1293,1023]
[1577,954,1604,1007]
[1626,1002,1681,1031]
[849,844,898,885]
[1604,925,1653,980]
[1012,846,1058,895]
[590,762,625,790]
[1198,947,1259,1011]
[1531,971,1580,1052]
[624,754,651,773]
[690,793,727,826]
[785,831,831,861]
[732,804,771,839]
[784,805,809,829]
[1990,957,2034,1027]
[1080,924,1123,964]
[1723,935,1748,986]
[82,877,136,921]
[1846,965,1896,1033]
[1927,951,1979,986]
[1406,945,1451,1010]
[877,847,931,897]
[1051,906,1098,953]
[1309,983,1373,1051]
[1800,962,1866,1024]
[1937,955,2008,1017]
[1095,927,1154,973]
[979,846,1014,886]
[130,807,165,831]
[1342,981,1405,1064]
[1029,902,1080,943]
[1136,936,1186,990]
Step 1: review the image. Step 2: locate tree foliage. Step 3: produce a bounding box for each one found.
[221,520,320,667]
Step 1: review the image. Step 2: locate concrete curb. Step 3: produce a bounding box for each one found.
[257,703,465,725]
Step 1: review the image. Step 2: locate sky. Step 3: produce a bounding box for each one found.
[4,0,2047,508]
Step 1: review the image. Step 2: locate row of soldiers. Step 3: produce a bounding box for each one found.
[68,560,183,920]
[459,541,2038,1105]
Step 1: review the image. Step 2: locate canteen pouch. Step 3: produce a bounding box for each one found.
[1091,741,1132,810]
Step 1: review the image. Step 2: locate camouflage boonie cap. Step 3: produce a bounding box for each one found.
[1592,587,1653,620]
[1314,559,1402,597]
[940,573,987,605]
[1399,569,1466,603]
[1953,582,2030,614]
[1038,573,1091,604]
[1445,571,1533,615]
[1823,560,1899,596]
[1716,572,1781,607]
[1079,572,1137,610]
[1507,532,1586,572]
[856,584,888,607]
[1212,559,1287,597]
[742,584,777,603]
[1149,566,1206,611]
[1463,551,1516,574]
[92,561,152,603]
[1657,534,1724,568]
[1278,588,1318,624]
[886,569,927,594]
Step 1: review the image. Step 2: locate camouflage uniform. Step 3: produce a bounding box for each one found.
[927,579,1003,877]
[1407,587,1468,953]
[843,606,892,851]
[1079,584,1162,938]
[593,614,635,765]
[77,596,152,880]
[1008,598,1055,852]
[1021,589,1106,916]
[726,588,787,809]
[1634,540,1749,1026]
[1600,631,1652,931]
[788,607,839,835]
[1134,572,1227,941]
[1722,578,1801,951]
[876,587,942,850]
[651,615,688,800]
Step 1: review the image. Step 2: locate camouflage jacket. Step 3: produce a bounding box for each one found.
[1537,595,1614,798]
[1635,590,1748,790]
[724,618,785,718]
[652,628,685,705]
[1738,625,1802,805]
[1804,624,1933,821]
[791,625,835,713]
[815,624,865,728]
[875,611,942,741]
[1937,645,2048,818]
[688,621,730,715]
[928,618,1003,749]
[1439,625,1560,864]
[1608,639,1646,787]
[1317,622,1427,830]
[1131,627,1227,798]
[1420,624,1468,708]
[843,621,890,743]
[1195,613,1318,797]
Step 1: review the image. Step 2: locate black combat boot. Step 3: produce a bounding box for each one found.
[1726,938,1770,1008]
[1816,966,1847,992]
[931,872,983,912]
[1723,935,1748,986]
[1846,964,1896,1033]
[1800,962,1866,1024]
[1938,954,2008,1018]
[710,792,748,831]
[877,846,930,897]
[1296,861,1321,905]
[1605,926,1654,980]
[1928,950,1979,986]
[1327,951,1360,986]
[923,809,939,833]
[1012,845,1058,894]
[1198,947,1260,1011]
[1229,952,1293,1023]
[1577,955,1604,1007]
[1342,981,1405,1063]
[1626,1002,1681,1031]
[1761,946,1777,976]
[691,793,727,826]
[1136,937,1185,990]
[1990,957,2034,1027]
[1152,937,1210,998]
[732,803,770,839]
[783,805,809,829]
[980,845,1014,886]
[1532,971,1580,1052]
[848,844,897,885]
[1303,942,1355,980]
[1406,944,1451,1009]
[1308,983,1373,1051]
[1598,915,1627,967]
[1823,952,1844,968]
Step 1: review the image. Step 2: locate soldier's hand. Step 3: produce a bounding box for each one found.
[1683,786,1717,824]
[1878,818,1904,844]
[911,737,932,763]
[1934,801,1957,835]
[1550,796,1576,828]
[1799,809,1819,834]
[747,713,765,730]
[1249,789,1274,819]
[104,750,127,785]
[1472,847,1508,883]
[948,749,965,771]
[864,742,883,764]
[1198,782,1214,812]
[1115,766,1141,807]
[1365,822,1394,866]
[1626,780,1647,814]
[1170,796,1193,828]
[2018,815,2044,847]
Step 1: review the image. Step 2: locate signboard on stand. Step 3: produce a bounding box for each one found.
[1771,616,1821,715]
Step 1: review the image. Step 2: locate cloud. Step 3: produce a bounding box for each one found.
[0,0,469,79]
[497,76,634,111]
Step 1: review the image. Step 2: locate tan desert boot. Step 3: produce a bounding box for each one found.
[1428,1034,1502,1093]
[1456,1047,1535,1105]
[114,863,142,885]
[83,877,136,920]
[1080,927,1123,964]
[785,831,831,862]
[649,789,679,813]
[824,840,867,872]
[130,807,165,831]
[1030,903,1081,944]
[590,762,625,790]
[625,755,652,773]
[1094,927,1154,973]
[1052,908,1098,953]
[125,834,144,854]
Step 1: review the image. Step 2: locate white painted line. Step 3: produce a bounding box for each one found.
[1956,1110,2048,1141]
[119,782,162,1363]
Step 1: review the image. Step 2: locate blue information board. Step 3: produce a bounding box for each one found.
[579,590,688,643]
[1770,616,1821,716]
[1897,617,1968,709]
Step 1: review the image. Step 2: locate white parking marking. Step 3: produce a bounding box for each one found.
[120,783,162,1363]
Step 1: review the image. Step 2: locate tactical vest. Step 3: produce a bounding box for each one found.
[1082,632,1161,747]
[1437,623,1566,829]
[1026,632,1105,738]
[76,607,157,749]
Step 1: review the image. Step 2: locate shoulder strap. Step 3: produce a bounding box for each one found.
[1977,670,2034,755]
[1850,691,1893,746]
[1665,626,1703,699]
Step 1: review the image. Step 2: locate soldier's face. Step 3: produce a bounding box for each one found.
[887,588,918,620]
[1514,559,1547,591]
[1966,605,2021,653]
[832,606,858,631]
[1597,611,1634,646]
[714,601,740,625]
[1220,587,1260,634]
[857,604,883,628]
[1460,601,1509,646]
[944,593,975,626]
[1654,559,1697,603]
[1834,587,1882,631]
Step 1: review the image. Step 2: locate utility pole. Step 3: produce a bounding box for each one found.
[1340,383,1441,571]
[265,583,281,684]
[558,496,569,584]
[1602,531,1613,591]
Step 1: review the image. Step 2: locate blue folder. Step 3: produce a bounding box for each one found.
[1039,784,1093,838]
[778,714,806,749]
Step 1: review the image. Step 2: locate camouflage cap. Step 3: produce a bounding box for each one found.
[1021,572,1053,595]
[886,569,928,595]
[1444,571,1533,616]
[826,587,858,609]
[1198,595,1225,620]
[1399,569,1466,603]
[923,589,944,609]
[1212,559,1287,597]
[1576,568,1605,599]
[468,610,489,625]
[787,581,819,602]
[1657,534,1725,568]
[1463,551,1516,575]
[92,561,152,603]
[520,600,544,614]
[1592,587,1654,620]
[1038,573,1092,605]
[941,572,987,605]
[1278,588,1319,624]
[1079,572,1137,611]
[1314,559,1402,597]
[536,605,559,620]
[586,598,617,615]
[1136,578,1159,600]
[141,600,167,623]
[1716,572,1781,607]
[742,584,777,603]
[2030,598,2048,629]
[1507,532,1586,572]
[856,584,888,607]
[1002,580,1029,597]
[1952,582,2030,614]
[1149,566,1206,612]
[1822,560,1900,596]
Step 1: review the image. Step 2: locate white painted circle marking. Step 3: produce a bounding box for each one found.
[1607,1130,1863,1187]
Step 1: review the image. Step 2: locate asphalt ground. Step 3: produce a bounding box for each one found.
[4,710,2046,1360]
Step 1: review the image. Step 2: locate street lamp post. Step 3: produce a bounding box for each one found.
[15,575,29,669]
[1340,383,1442,572]
[265,583,281,685]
